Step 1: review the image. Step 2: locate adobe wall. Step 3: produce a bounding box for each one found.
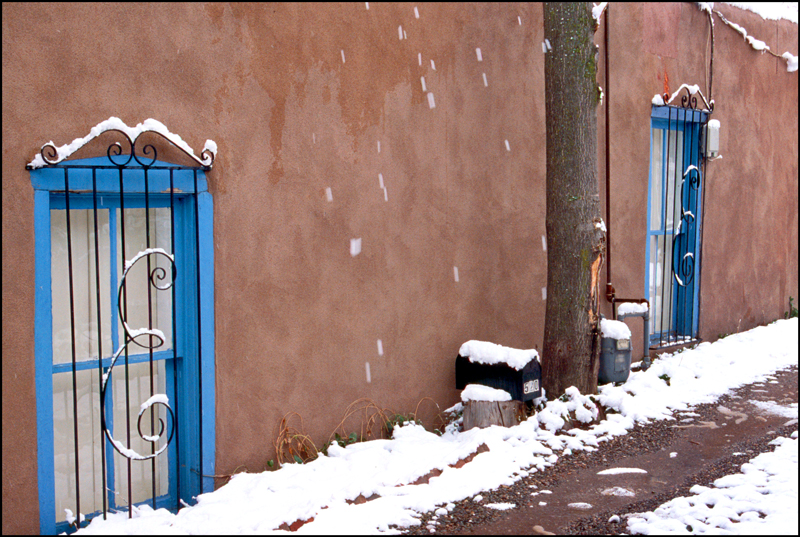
[601,3,798,355]
[3,5,548,532]
[694,6,798,338]
[2,3,796,534]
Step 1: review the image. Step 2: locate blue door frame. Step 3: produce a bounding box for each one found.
[646,106,707,346]
[31,158,215,534]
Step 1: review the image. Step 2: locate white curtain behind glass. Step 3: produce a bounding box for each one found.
[648,128,684,337]
[51,207,172,522]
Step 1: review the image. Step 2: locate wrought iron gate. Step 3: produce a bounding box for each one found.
[29,123,216,533]
[647,88,712,347]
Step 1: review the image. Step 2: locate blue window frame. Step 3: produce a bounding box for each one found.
[31,157,215,534]
[646,106,708,346]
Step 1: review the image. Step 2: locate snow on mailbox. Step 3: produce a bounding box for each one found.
[455,340,542,401]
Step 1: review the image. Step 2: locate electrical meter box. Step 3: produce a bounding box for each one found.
[598,336,632,385]
[704,119,720,158]
[455,355,542,401]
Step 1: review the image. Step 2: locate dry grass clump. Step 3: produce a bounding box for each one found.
[273,397,445,466]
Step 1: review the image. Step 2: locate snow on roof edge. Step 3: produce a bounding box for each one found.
[710,4,798,72]
[723,2,798,25]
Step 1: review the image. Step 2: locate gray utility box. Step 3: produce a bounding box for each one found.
[455,355,542,401]
[598,336,632,384]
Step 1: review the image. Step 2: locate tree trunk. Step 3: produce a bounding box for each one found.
[542,3,606,398]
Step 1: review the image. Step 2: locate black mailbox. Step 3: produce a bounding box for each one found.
[455,355,542,402]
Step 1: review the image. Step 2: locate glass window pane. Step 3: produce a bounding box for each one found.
[116,208,173,353]
[53,369,104,521]
[112,361,170,506]
[53,362,170,521]
[649,235,674,337]
[665,130,684,230]
[649,119,702,346]
[650,128,663,230]
[51,209,112,365]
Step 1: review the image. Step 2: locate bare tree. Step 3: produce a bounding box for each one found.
[542,2,606,397]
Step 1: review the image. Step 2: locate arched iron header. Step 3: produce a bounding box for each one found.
[26,117,217,170]
[656,84,715,113]
[30,116,217,531]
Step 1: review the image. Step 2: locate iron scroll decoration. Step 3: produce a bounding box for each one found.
[672,164,701,287]
[656,86,711,289]
[27,119,213,527]
[100,249,177,461]
[35,121,209,461]
[32,123,215,170]
[660,85,715,113]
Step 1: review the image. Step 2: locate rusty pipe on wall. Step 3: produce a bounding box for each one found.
[602,7,650,365]
[604,2,612,302]
[617,299,651,370]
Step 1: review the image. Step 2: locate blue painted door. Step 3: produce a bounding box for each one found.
[32,159,215,534]
[671,121,702,339]
[48,194,198,533]
[646,107,707,346]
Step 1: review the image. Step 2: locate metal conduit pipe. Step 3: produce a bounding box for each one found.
[604,3,612,304]
[601,5,637,312]
[603,7,651,373]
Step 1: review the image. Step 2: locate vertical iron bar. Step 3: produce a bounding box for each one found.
[144,166,157,509]
[698,114,709,338]
[668,112,683,343]
[118,166,133,517]
[679,114,688,340]
[688,109,702,338]
[674,114,682,343]
[693,111,701,337]
[105,207,118,512]
[658,124,667,346]
[683,110,700,338]
[679,114,686,340]
[92,169,108,520]
[659,109,674,346]
[194,169,203,492]
[604,5,611,297]
[686,112,696,339]
[64,168,82,528]
[169,169,180,510]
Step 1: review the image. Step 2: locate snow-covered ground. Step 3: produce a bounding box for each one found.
[626,433,797,535]
[74,318,798,535]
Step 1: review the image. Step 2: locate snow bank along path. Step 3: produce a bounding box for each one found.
[627,434,798,535]
[74,319,797,534]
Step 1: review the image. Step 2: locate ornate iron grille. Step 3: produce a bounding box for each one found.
[648,87,712,347]
[28,124,215,532]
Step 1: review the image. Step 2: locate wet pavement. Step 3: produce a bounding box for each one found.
[423,366,798,535]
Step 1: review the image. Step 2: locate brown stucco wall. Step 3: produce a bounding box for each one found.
[2,3,796,534]
[695,5,799,338]
[599,3,798,355]
[205,1,549,481]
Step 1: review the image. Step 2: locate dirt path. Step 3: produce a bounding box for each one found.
[413,366,798,535]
